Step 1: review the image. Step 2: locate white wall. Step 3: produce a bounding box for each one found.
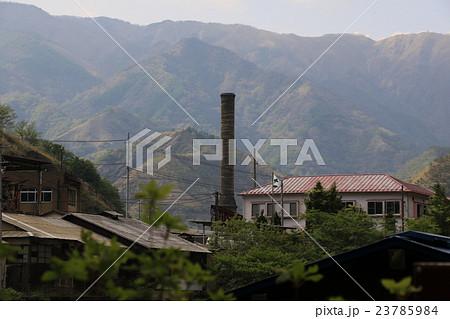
[241,191,430,229]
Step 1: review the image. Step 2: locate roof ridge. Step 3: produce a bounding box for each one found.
[285,173,388,179]
[388,175,434,193]
[239,173,435,196]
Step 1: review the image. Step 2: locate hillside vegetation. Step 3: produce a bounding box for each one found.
[396,146,450,180]
[410,153,450,196]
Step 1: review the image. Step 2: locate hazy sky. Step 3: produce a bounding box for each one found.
[2,0,449,40]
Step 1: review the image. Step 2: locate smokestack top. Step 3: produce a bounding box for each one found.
[220,92,236,97]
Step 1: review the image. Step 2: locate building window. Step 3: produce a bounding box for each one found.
[267,203,274,217]
[41,187,52,203]
[16,245,29,263]
[20,188,37,203]
[252,203,264,217]
[385,201,400,215]
[256,202,297,217]
[367,201,383,215]
[267,203,282,217]
[68,189,76,206]
[282,202,298,216]
[416,203,427,218]
[342,201,355,208]
[30,245,51,263]
[289,202,297,216]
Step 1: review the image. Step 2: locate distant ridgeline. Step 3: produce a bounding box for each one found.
[0,2,449,219]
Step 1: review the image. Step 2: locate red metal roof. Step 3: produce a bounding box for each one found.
[239,174,434,197]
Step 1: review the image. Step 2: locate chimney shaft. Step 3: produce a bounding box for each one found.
[218,93,237,212]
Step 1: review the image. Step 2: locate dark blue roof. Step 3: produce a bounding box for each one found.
[230,231,450,298]
[316,231,450,269]
[387,230,450,251]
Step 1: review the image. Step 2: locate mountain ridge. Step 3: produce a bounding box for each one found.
[0,2,449,179]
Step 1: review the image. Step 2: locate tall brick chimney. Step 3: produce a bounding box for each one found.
[218,93,237,212]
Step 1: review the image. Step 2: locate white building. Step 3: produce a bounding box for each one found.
[238,174,434,229]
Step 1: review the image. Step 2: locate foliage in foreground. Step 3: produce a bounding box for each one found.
[41,180,228,300]
[42,231,217,300]
[207,217,324,291]
[381,276,422,300]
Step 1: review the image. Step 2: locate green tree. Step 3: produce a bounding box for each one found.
[66,157,100,185]
[427,183,450,236]
[207,217,322,290]
[134,180,184,233]
[304,181,344,214]
[256,211,267,225]
[38,139,72,162]
[66,156,124,213]
[272,212,281,225]
[382,211,398,235]
[404,215,440,234]
[0,103,17,130]
[305,207,384,255]
[14,120,41,145]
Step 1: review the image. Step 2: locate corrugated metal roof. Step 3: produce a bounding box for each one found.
[2,230,33,238]
[239,174,434,196]
[64,213,211,254]
[2,213,111,244]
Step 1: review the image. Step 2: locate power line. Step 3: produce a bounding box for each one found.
[55,139,126,143]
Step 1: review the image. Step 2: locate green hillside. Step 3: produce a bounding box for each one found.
[59,38,419,175]
[396,146,450,180]
[410,153,450,196]
[0,31,100,102]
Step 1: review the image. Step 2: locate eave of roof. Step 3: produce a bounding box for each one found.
[63,213,211,254]
[1,213,110,244]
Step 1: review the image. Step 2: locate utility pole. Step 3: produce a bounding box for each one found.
[60,146,64,170]
[0,144,10,290]
[126,166,130,218]
[213,191,219,221]
[138,200,141,219]
[253,149,257,188]
[0,145,2,289]
[126,132,130,218]
[0,145,3,241]
[0,144,10,241]
[281,179,284,227]
[401,185,405,232]
[271,172,274,222]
